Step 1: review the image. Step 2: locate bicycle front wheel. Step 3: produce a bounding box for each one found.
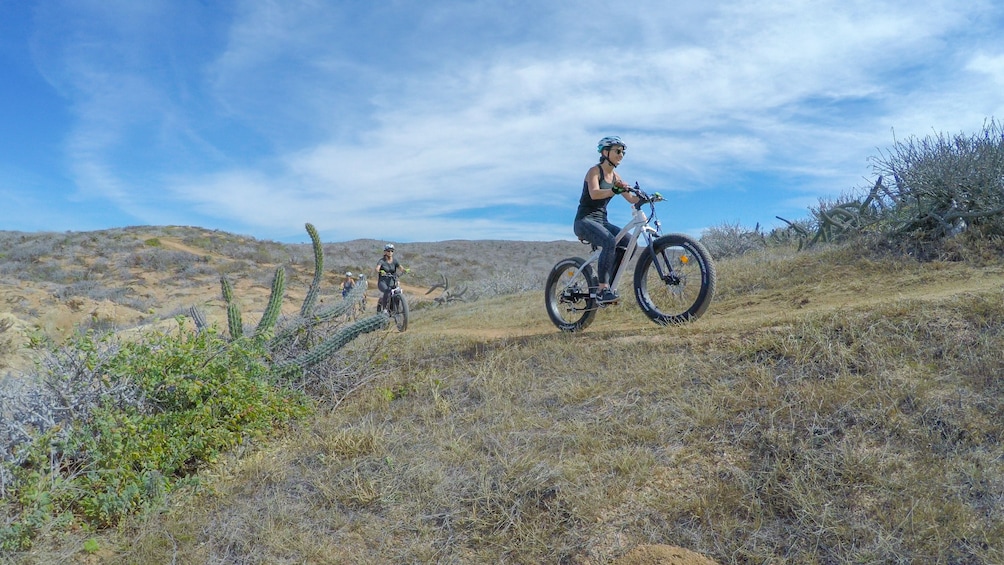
[544,257,598,332]
[633,234,716,325]
[390,295,409,332]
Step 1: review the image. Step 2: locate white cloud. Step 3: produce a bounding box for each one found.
[16,0,1004,241]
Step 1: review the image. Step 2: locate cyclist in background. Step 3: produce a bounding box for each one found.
[375,243,407,312]
[573,136,640,304]
[341,271,356,298]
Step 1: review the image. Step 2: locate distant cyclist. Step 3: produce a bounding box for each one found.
[573,136,640,303]
[375,243,407,311]
[341,271,356,298]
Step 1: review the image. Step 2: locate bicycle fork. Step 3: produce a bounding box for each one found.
[645,237,682,285]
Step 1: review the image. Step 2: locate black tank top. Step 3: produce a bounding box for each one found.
[574,166,616,222]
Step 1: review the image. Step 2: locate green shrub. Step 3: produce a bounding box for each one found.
[0,326,311,549]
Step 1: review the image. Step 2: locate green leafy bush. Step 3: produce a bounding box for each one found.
[0,326,311,549]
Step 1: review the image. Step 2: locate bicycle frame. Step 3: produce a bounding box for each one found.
[569,188,665,294]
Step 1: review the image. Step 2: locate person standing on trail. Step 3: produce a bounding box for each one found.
[341,272,356,298]
[375,243,407,311]
[573,135,640,304]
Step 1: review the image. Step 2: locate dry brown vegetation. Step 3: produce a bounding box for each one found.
[2,227,1003,564]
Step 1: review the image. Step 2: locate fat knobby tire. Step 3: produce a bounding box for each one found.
[633,234,716,325]
[544,257,598,332]
[391,294,409,332]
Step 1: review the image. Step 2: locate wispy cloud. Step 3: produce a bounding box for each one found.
[7,0,1003,241]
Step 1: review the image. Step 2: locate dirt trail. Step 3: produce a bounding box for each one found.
[156,237,213,257]
[404,261,1004,341]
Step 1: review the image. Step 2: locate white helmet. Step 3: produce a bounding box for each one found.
[384,243,395,251]
[597,135,626,153]
[345,271,353,277]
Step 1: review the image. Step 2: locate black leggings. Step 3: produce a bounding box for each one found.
[573,217,625,286]
[378,278,393,306]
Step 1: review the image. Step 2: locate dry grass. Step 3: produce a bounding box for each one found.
[3,228,1003,564]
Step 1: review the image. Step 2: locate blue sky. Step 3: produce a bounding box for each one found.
[2,1,1003,244]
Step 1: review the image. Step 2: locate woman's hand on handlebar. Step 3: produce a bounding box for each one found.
[626,182,664,203]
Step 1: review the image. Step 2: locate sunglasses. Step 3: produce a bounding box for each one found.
[612,148,625,155]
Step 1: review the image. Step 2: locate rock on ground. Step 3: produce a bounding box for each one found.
[612,544,719,565]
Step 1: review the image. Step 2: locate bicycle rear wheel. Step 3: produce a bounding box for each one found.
[390,294,409,332]
[544,257,598,332]
[633,234,716,325]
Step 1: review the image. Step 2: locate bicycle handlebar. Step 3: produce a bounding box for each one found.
[379,268,410,277]
[626,182,664,208]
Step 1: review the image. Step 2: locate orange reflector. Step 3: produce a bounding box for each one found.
[680,255,690,264]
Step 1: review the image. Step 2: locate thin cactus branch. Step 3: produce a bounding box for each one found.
[775,216,810,236]
[220,276,243,339]
[426,273,448,295]
[255,266,286,338]
[817,207,856,232]
[273,313,388,376]
[221,274,235,303]
[189,306,208,333]
[312,275,369,323]
[270,276,370,350]
[227,303,243,339]
[300,222,324,317]
[427,273,472,305]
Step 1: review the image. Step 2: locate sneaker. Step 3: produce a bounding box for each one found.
[596,288,619,303]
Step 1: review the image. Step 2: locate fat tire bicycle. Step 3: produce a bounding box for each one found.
[378,273,409,332]
[545,183,716,332]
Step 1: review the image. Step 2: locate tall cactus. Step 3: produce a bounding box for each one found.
[192,222,387,379]
[269,275,368,350]
[300,222,324,317]
[220,276,243,339]
[254,266,286,337]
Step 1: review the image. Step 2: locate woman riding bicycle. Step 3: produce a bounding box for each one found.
[341,271,356,298]
[573,136,640,304]
[375,243,407,312]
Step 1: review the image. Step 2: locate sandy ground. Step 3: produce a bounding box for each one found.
[614,544,719,565]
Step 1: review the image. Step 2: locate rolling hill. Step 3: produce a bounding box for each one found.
[2,226,1002,564]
